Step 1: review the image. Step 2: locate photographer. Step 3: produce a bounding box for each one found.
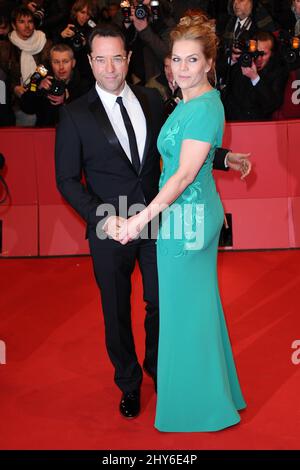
[0,6,51,125]
[222,30,289,120]
[60,0,95,85]
[218,0,278,77]
[146,54,182,118]
[122,0,176,84]
[0,8,15,125]
[24,1,70,41]
[20,43,89,126]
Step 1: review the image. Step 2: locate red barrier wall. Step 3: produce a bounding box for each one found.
[0,121,300,256]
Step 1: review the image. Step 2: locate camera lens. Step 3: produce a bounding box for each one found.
[135,2,148,20]
[240,52,252,68]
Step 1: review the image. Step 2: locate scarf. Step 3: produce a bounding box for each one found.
[9,29,47,85]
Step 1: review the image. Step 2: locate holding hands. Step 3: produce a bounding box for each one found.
[103,212,148,245]
[103,151,252,245]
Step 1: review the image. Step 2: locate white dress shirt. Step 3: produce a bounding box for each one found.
[234,16,252,34]
[95,82,147,164]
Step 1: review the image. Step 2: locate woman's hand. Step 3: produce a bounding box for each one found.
[118,211,148,245]
[61,24,75,39]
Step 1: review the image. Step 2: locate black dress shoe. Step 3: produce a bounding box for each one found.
[143,363,157,393]
[119,391,140,419]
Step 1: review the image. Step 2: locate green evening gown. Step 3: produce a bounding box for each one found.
[155,89,246,432]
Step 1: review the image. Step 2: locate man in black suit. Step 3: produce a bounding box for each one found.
[55,24,251,420]
[222,30,288,120]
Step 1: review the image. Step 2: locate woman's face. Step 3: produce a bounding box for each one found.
[76,6,90,26]
[171,39,211,92]
[293,0,300,16]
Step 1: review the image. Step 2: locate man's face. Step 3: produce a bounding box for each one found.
[233,0,253,20]
[255,40,272,71]
[13,14,34,40]
[88,36,130,95]
[51,51,75,81]
[293,0,300,16]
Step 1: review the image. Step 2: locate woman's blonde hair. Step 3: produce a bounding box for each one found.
[170,11,218,85]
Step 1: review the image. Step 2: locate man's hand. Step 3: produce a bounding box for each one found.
[118,211,148,245]
[14,85,26,98]
[103,216,126,241]
[130,6,148,32]
[39,76,53,91]
[226,152,251,179]
[241,61,259,81]
[47,93,65,106]
[27,2,38,13]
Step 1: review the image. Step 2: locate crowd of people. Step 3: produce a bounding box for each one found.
[0,0,300,127]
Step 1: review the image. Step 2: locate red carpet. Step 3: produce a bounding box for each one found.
[0,250,299,450]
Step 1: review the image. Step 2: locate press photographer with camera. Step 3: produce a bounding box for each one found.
[121,0,176,85]
[0,8,15,126]
[220,1,277,72]
[0,5,52,126]
[23,1,70,41]
[20,43,90,126]
[222,30,289,121]
[60,0,95,85]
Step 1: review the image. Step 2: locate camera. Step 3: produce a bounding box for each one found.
[231,37,264,68]
[120,0,131,23]
[27,64,48,92]
[33,3,45,28]
[46,78,66,97]
[135,0,148,20]
[150,0,159,21]
[70,26,85,52]
[278,30,300,65]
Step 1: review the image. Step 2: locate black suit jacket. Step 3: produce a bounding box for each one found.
[55,84,228,235]
[222,54,289,121]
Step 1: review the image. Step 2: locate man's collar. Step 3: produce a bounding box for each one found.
[95,82,133,109]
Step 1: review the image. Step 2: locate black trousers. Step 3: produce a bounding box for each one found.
[89,231,159,393]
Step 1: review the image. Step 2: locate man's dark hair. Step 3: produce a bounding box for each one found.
[88,23,127,54]
[254,31,276,50]
[11,7,34,25]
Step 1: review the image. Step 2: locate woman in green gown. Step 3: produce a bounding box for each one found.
[119,12,246,432]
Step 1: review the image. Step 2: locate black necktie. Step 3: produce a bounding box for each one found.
[235,21,241,39]
[116,96,140,173]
